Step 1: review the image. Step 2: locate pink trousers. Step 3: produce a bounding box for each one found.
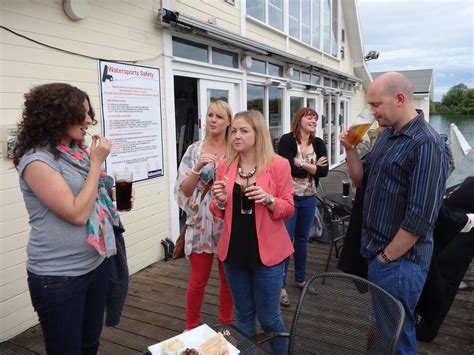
[186,252,234,330]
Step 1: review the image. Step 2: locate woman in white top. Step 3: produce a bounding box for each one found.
[174,100,234,330]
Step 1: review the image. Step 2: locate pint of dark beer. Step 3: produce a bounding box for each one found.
[115,171,133,211]
[240,184,254,215]
[342,179,351,198]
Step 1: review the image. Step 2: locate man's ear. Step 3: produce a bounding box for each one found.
[395,92,405,106]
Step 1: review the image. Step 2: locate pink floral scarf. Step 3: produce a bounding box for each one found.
[58,143,119,256]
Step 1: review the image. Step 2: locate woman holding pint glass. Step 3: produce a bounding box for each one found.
[277,107,328,307]
[210,110,295,355]
[13,83,129,354]
[174,100,234,331]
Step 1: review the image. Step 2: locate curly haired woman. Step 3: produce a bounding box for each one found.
[14,83,126,355]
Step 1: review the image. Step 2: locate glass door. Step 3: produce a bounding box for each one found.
[198,80,236,139]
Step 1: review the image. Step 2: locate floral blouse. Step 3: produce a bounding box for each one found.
[174,141,223,256]
[293,149,318,196]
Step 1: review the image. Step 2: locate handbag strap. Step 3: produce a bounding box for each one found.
[200,180,213,202]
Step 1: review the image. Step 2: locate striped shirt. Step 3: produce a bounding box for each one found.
[361,111,449,270]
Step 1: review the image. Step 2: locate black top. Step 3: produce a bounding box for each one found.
[277,132,329,186]
[226,183,261,268]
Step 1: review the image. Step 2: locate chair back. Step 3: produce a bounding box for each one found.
[311,196,346,244]
[288,273,405,355]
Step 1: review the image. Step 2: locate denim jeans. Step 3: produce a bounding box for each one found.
[223,262,288,355]
[283,195,317,287]
[368,256,427,355]
[27,258,110,355]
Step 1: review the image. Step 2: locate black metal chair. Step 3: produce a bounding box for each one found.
[260,273,405,355]
[313,196,347,272]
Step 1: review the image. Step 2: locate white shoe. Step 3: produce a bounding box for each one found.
[459,281,468,290]
[460,213,474,233]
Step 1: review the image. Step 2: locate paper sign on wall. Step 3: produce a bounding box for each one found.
[98,60,164,181]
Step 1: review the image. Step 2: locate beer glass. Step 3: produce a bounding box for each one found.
[240,184,254,215]
[115,171,133,211]
[343,109,376,148]
[342,179,351,198]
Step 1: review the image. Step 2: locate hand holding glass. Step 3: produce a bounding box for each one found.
[343,109,376,148]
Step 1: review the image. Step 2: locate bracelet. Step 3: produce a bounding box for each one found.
[216,200,226,210]
[379,250,392,263]
[191,166,202,175]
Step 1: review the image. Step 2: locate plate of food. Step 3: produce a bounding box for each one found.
[147,324,240,355]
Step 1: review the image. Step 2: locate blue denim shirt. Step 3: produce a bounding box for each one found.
[361,111,449,270]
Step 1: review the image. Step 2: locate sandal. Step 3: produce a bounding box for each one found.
[280,294,290,307]
[295,281,306,290]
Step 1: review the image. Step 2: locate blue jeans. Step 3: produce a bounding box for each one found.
[223,262,288,355]
[283,195,317,287]
[27,259,110,355]
[368,257,427,355]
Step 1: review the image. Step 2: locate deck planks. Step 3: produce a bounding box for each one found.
[1,242,472,354]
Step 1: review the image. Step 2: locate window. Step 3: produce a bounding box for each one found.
[172,37,208,62]
[331,0,338,57]
[290,96,304,120]
[212,48,238,68]
[323,0,339,57]
[268,63,283,77]
[247,84,264,112]
[288,0,321,49]
[291,69,301,81]
[301,0,311,44]
[251,59,266,74]
[301,72,311,83]
[268,0,283,30]
[289,1,299,38]
[323,0,331,53]
[247,0,283,31]
[172,37,240,67]
[312,74,321,85]
[269,87,283,149]
[247,0,264,22]
[323,77,331,87]
[311,0,321,48]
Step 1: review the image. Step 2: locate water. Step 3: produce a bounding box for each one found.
[430,113,474,147]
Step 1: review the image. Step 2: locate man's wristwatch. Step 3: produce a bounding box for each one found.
[378,250,392,263]
[264,194,275,206]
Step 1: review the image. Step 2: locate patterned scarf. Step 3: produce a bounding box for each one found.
[57,143,119,257]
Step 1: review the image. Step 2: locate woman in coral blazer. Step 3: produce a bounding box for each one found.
[210,110,294,355]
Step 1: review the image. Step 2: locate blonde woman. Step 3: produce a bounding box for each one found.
[210,110,294,355]
[174,100,234,330]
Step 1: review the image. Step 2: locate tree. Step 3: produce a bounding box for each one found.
[460,88,474,114]
[441,84,468,112]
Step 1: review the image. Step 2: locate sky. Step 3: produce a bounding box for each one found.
[357,0,474,101]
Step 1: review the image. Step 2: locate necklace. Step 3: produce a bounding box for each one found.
[238,166,257,179]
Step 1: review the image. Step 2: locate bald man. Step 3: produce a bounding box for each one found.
[340,72,449,354]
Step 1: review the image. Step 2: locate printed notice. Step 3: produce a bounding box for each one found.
[98,60,163,181]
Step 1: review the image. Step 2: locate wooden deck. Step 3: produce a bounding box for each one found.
[1,241,472,354]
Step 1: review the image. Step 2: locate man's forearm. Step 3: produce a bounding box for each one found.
[383,228,420,261]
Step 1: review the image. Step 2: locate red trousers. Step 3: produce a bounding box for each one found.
[186,252,234,330]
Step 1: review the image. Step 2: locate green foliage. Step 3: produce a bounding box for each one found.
[432,84,474,114]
